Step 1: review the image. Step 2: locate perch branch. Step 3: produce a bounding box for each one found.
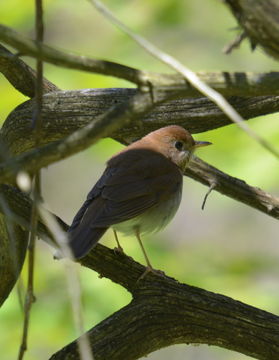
[0,186,279,360]
[50,246,279,360]
[186,156,279,219]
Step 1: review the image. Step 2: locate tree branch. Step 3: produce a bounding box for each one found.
[224,0,279,60]
[1,24,279,96]
[89,0,279,159]
[2,89,279,156]
[186,156,279,220]
[1,186,279,360]
[0,89,278,220]
[50,246,279,360]
[0,90,156,182]
[0,44,58,97]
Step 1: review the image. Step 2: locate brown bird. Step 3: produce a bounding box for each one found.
[68,125,211,275]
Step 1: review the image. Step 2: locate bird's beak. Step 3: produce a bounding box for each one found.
[194,141,212,148]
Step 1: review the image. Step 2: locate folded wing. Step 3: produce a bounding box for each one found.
[68,149,182,258]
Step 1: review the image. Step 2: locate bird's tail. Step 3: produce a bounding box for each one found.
[67,225,108,259]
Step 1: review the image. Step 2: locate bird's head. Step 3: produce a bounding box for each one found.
[139,125,211,171]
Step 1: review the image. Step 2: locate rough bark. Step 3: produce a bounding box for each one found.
[1,191,279,360]
[49,246,279,360]
[224,0,279,59]
[1,89,279,156]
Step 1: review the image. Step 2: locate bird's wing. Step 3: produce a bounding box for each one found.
[68,167,117,232]
[84,149,182,226]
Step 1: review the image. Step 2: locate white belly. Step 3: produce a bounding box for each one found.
[113,185,182,237]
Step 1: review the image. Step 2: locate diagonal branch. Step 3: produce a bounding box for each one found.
[1,25,279,97]
[0,24,146,87]
[186,156,279,219]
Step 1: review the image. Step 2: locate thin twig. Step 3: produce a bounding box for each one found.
[38,206,94,360]
[17,176,39,360]
[223,32,247,54]
[89,0,279,159]
[18,1,44,359]
[0,24,146,87]
[201,181,217,210]
[3,25,279,97]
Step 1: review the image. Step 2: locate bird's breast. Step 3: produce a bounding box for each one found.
[112,183,182,237]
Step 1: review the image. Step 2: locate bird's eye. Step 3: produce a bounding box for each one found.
[175,141,184,151]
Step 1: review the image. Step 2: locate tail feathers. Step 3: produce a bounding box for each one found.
[68,226,107,259]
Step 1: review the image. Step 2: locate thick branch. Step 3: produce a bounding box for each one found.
[0,44,58,97]
[51,247,279,360]
[2,89,279,156]
[1,187,279,360]
[1,25,279,96]
[0,90,156,182]
[0,89,278,220]
[224,0,279,59]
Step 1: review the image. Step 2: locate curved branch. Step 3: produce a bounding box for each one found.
[0,87,277,309]
[52,248,279,360]
[0,44,58,97]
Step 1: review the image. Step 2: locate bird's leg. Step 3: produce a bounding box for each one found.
[135,227,156,281]
[113,229,124,254]
[135,228,153,268]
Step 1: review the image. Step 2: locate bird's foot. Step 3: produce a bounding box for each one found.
[137,266,165,283]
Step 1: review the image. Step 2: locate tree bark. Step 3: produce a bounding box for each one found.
[1,186,279,359]
[49,246,279,360]
[224,0,279,59]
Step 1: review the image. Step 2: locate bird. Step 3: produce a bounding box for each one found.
[67,125,211,277]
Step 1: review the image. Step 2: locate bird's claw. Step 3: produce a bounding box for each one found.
[136,266,164,283]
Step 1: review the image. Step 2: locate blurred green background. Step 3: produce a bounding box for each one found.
[0,0,278,359]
